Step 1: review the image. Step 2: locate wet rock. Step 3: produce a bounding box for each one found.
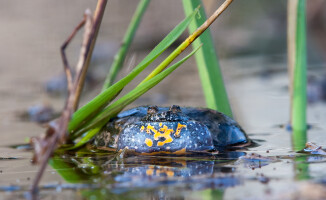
[303,142,326,155]
[238,153,278,169]
[45,74,67,95]
[257,173,270,184]
[307,75,326,104]
[307,76,322,104]
[45,72,97,96]
[19,104,56,123]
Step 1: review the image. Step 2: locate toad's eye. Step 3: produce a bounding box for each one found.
[147,106,158,115]
[169,105,181,113]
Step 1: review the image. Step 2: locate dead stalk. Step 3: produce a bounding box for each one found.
[60,18,86,94]
[30,0,107,193]
[191,0,233,41]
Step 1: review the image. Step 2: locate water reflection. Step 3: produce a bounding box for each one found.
[291,129,310,180]
[48,150,246,199]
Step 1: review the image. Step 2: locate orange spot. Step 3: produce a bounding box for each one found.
[174,123,186,137]
[145,124,174,146]
[156,168,175,177]
[140,126,145,132]
[146,124,155,134]
[145,138,153,147]
[155,125,174,146]
[165,170,174,177]
[159,122,162,127]
[146,169,154,176]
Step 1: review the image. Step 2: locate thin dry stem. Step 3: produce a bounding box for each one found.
[74,0,108,109]
[191,0,233,42]
[60,18,86,95]
[73,10,94,110]
[287,0,298,123]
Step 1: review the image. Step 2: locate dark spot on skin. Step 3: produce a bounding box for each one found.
[158,137,165,142]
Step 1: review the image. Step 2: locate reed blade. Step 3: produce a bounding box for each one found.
[182,0,233,117]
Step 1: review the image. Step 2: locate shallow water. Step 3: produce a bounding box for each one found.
[1,65,326,200]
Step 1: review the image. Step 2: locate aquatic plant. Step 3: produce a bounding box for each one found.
[102,0,150,90]
[287,0,307,145]
[182,0,232,117]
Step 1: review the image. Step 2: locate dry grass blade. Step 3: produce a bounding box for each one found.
[29,0,107,193]
[74,0,107,109]
[60,18,86,94]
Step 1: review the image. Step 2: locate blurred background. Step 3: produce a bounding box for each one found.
[1,1,326,199]
[0,0,325,143]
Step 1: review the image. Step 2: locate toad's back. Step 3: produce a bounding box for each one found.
[94,105,249,154]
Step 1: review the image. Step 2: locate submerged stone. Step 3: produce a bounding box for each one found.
[93,105,250,154]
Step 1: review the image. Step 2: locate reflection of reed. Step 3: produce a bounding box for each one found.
[294,156,310,180]
[292,129,309,180]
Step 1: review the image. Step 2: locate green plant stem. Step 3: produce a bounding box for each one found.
[182,0,232,117]
[102,0,150,90]
[288,0,307,133]
[140,0,233,85]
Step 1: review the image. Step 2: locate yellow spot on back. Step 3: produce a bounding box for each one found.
[143,123,187,147]
[145,138,153,147]
[146,124,155,134]
[140,126,145,132]
[174,123,186,137]
[155,125,174,146]
[145,124,174,146]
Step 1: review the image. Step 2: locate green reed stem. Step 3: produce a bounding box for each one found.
[102,0,150,90]
[288,0,307,133]
[182,0,232,117]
